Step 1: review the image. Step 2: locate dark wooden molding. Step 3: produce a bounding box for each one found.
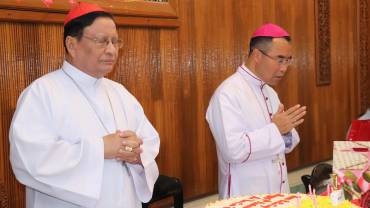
[0,8,179,27]
[0,0,179,27]
[359,0,369,111]
[315,0,331,86]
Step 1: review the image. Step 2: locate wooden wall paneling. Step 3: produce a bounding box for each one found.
[196,0,234,196]
[345,0,360,143]
[0,184,8,207]
[0,26,6,194]
[201,0,238,197]
[0,0,179,27]
[314,1,330,163]
[0,9,65,24]
[110,26,182,206]
[0,78,8,207]
[0,89,7,207]
[315,0,331,86]
[0,1,365,207]
[0,0,178,18]
[177,0,204,199]
[0,8,180,27]
[330,0,358,142]
[120,27,182,177]
[1,22,66,207]
[358,0,369,112]
[157,28,182,177]
[299,0,322,165]
[1,23,24,208]
[291,0,317,168]
[184,0,211,197]
[275,0,316,170]
[1,22,21,207]
[312,0,333,163]
[274,0,300,168]
[144,28,184,207]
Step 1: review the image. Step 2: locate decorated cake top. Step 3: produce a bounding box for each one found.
[205,193,359,208]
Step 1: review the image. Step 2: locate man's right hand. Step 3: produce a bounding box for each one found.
[102,130,143,163]
[272,104,307,134]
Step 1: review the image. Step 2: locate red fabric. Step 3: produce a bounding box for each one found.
[252,23,290,38]
[347,119,370,141]
[64,2,105,26]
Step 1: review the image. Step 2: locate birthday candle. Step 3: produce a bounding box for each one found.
[327,184,330,196]
[313,189,318,208]
[296,193,301,207]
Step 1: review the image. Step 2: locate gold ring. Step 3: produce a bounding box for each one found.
[124,146,133,152]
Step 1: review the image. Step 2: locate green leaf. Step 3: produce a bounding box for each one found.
[353,183,362,193]
[345,170,358,181]
[343,182,353,200]
[343,189,353,201]
[363,171,370,183]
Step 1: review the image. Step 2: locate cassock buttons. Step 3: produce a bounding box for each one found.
[265,97,268,100]
[282,180,286,183]
[269,113,272,116]
[282,162,285,166]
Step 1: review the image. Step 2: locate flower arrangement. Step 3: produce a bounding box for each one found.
[332,141,370,206]
[340,170,370,206]
[341,170,370,200]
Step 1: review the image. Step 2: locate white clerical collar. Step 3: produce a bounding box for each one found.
[238,64,266,87]
[61,60,103,89]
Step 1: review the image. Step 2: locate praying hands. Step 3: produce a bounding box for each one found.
[272,104,307,134]
[103,130,143,164]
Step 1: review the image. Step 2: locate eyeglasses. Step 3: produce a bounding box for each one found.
[258,49,293,66]
[82,35,123,49]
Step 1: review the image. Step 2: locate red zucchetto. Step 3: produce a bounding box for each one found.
[252,23,290,38]
[64,2,105,26]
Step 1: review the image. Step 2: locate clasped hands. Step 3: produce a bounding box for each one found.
[103,130,143,164]
[272,104,307,134]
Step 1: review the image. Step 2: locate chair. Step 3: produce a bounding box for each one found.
[301,174,311,193]
[301,163,332,194]
[142,175,183,208]
[310,163,332,195]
